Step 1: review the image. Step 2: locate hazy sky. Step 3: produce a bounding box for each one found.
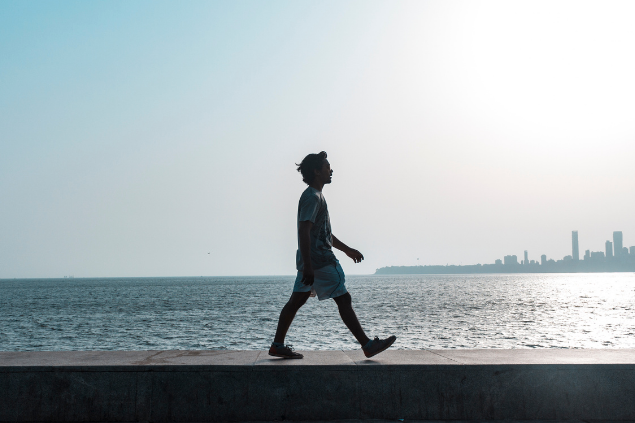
[1,0,634,278]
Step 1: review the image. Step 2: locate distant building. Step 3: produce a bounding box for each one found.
[524,250,528,265]
[606,240,613,258]
[584,250,590,260]
[504,255,518,265]
[563,255,573,262]
[541,254,547,265]
[591,251,605,260]
[572,231,579,261]
[495,259,502,265]
[623,247,629,256]
[614,231,623,257]
[631,246,635,256]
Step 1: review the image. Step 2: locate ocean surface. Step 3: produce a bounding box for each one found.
[1,273,634,351]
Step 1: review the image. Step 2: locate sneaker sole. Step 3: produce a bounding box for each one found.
[268,352,304,359]
[364,336,396,358]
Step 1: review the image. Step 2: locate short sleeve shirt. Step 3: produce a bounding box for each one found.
[296,187,337,271]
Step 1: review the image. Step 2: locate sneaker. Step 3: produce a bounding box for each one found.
[362,335,396,358]
[269,343,304,359]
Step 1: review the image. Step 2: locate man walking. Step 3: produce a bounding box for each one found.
[269,151,396,359]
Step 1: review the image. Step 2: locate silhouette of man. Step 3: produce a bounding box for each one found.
[269,151,396,359]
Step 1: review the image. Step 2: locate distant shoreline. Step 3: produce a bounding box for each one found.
[375,263,635,275]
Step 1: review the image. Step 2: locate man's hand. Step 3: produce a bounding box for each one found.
[345,248,364,263]
[301,267,315,286]
[332,235,364,263]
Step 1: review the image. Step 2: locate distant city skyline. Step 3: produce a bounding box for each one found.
[501,230,633,267]
[377,230,635,274]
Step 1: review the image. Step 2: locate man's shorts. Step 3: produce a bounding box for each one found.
[293,261,347,301]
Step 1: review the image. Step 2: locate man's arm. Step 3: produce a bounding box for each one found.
[298,221,314,285]
[332,235,364,263]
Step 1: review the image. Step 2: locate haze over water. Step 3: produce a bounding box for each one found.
[2,273,634,351]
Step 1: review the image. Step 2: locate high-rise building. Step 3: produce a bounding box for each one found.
[630,246,635,256]
[524,250,528,265]
[606,240,613,258]
[541,254,546,265]
[613,231,623,257]
[504,255,518,265]
[572,231,579,261]
[584,250,590,260]
[591,251,605,260]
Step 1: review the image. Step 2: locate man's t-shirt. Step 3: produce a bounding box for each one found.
[296,187,337,271]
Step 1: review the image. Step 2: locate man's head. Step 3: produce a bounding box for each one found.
[296,151,332,186]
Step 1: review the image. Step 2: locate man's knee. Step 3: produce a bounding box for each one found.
[286,292,310,310]
[333,292,352,307]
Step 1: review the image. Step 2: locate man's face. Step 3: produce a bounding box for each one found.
[315,159,333,184]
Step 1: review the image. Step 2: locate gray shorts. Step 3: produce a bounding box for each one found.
[293,261,347,301]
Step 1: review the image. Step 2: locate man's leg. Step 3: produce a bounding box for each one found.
[333,292,370,347]
[273,291,311,344]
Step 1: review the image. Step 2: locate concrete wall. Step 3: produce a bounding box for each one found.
[1,349,635,422]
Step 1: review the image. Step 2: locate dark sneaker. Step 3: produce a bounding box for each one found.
[362,335,396,358]
[269,343,304,359]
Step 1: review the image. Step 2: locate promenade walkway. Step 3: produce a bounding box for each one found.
[2,349,635,421]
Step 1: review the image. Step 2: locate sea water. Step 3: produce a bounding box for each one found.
[1,273,634,351]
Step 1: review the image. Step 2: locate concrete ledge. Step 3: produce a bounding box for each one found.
[1,349,635,421]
